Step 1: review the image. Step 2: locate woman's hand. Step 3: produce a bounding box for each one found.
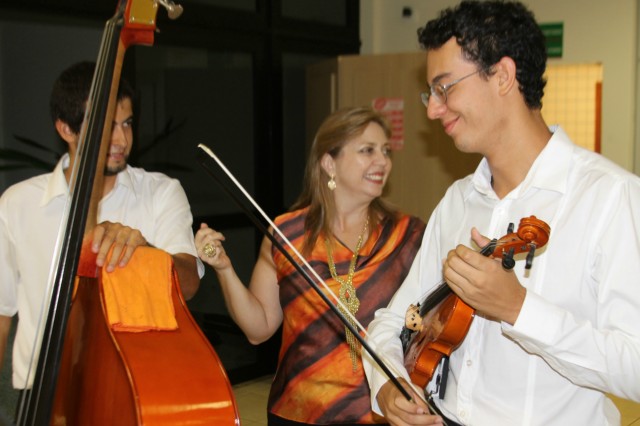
[194,226,283,343]
[195,223,231,271]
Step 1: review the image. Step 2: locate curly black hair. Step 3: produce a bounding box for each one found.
[418,0,547,109]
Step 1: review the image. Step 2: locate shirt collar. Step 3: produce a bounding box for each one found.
[113,164,136,197]
[471,157,494,197]
[470,126,573,199]
[41,154,71,207]
[521,125,572,195]
[41,154,138,206]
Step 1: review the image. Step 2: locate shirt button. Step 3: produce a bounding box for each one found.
[466,360,472,366]
[459,410,467,420]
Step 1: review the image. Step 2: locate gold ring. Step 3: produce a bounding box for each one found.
[203,243,217,258]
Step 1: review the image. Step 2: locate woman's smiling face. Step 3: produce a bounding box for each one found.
[326,121,392,202]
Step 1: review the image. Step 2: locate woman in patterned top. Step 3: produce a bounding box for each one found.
[195,106,425,425]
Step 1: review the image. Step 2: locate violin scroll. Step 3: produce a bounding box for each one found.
[491,215,550,270]
[516,215,551,248]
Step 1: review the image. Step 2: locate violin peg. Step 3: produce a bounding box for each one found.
[502,247,516,269]
[507,222,514,234]
[525,246,536,269]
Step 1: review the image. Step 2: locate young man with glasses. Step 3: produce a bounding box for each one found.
[363,1,640,425]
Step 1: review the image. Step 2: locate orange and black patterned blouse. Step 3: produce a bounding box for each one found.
[268,208,425,424]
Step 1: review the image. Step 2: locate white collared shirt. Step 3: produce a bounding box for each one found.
[0,154,202,388]
[364,127,640,425]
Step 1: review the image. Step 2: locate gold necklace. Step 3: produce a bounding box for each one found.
[326,217,369,371]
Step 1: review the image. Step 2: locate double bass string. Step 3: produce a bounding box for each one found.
[16,12,122,425]
[196,144,442,413]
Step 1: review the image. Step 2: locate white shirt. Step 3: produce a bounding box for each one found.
[364,127,640,425]
[0,154,202,388]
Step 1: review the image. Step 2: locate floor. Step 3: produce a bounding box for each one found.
[232,376,640,426]
[612,395,640,426]
[1,371,639,425]
[232,375,271,426]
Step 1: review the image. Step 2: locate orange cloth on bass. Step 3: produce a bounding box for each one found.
[102,246,178,332]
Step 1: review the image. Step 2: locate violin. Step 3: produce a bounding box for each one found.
[401,216,550,389]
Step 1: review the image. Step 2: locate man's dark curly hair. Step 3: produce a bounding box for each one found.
[418,0,547,109]
[49,61,134,134]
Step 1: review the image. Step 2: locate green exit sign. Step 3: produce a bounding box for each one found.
[540,22,563,58]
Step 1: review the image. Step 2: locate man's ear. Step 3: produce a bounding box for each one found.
[494,56,517,96]
[54,119,76,145]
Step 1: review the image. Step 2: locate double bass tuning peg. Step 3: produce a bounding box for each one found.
[156,0,184,20]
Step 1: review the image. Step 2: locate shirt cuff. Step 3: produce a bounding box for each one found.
[503,291,561,346]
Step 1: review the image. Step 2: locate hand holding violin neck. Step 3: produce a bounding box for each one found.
[402,215,551,389]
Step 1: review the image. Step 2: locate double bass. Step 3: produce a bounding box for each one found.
[17,1,239,424]
[402,216,550,389]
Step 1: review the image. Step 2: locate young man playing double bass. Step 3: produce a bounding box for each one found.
[0,61,202,397]
[363,1,640,425]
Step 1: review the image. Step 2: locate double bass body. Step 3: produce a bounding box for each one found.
[52,249,239,425]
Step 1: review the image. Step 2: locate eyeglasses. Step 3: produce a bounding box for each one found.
[420,69,483,107]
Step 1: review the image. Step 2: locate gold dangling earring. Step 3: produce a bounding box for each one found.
[328,174,336,191]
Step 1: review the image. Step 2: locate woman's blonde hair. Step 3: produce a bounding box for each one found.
[291,106,398,255]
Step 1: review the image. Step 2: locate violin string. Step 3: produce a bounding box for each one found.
[197,144,436,410]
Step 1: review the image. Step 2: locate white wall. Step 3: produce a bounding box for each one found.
[361,0,638,173]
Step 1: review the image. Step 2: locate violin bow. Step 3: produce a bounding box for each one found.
[197,144,432,407]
